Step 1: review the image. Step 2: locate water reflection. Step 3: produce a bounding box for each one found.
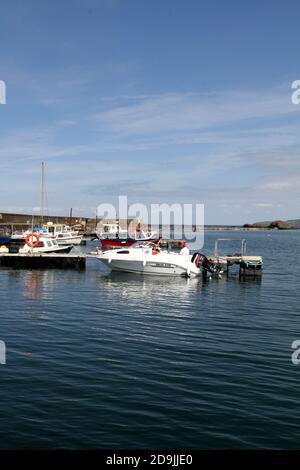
[91,263,263,320]
[23,270,56,301]
[96,271,204,314]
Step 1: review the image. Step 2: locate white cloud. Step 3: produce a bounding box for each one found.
[262,181,292,190]
[254,202,275,209]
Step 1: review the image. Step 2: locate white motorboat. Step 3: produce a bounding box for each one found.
[19,236,73,254]
[11,231,27,241]
[97,220,158,249]
[97,242,202,277]
[97,222,128,239]
[11,225,82,246]
[42,223,82,246]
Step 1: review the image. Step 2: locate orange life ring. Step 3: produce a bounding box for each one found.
[25,233,40,248]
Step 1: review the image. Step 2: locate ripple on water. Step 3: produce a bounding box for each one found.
[0,231,300,448]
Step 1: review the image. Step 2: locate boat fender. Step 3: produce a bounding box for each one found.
[108,258,112,264]
[143,260,146,266]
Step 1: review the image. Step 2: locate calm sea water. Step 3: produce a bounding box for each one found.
[0,230,300,449]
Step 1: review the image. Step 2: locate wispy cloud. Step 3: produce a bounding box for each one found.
[75,0,119,8]
[93,88,299,136]
[1,84,300,222]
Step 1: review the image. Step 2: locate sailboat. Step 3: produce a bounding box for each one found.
[11,162,80,248]
[39,162,83,245]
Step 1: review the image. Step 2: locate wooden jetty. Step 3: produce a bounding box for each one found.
[207,254,263,276]
[0,253,86,269]
[207,238,263,276]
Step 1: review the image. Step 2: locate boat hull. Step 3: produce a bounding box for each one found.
[50,246,73,254]
[19,245,73,254]
[56,236,82,246]
[0,237,11,245]
[100,259,192,276]
[97,249,201,277]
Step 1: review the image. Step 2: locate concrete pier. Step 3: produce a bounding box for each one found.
[0,253,86,269]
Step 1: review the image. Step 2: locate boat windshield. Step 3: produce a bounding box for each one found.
[131,241,158,249]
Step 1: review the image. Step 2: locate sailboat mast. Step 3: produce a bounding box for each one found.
[40,161,45,225]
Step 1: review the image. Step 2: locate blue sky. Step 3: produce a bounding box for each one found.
[1,0,300,224]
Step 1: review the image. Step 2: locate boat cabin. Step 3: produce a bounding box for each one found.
[43,222,73,236]
[19,238,59,253]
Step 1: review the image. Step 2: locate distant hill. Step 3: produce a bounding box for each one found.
[287,219,300,229]
[252,221,270,227]
[250,219,300,229]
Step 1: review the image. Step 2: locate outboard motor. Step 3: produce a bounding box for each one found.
[191,252,222,278]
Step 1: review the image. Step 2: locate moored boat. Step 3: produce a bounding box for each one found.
[42,222,82,245]
[0,236,11,245]
[97,220,159,250]
[19,235,73,254]
[100,235,160,250]
[97,242,201,277]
